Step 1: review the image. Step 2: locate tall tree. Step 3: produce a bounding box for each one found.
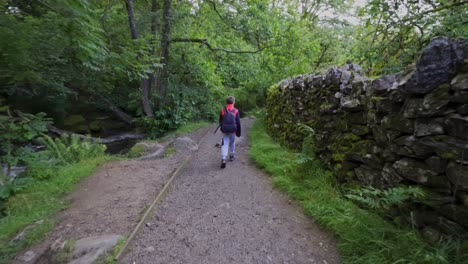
[124,0,155,117]
[155,0,172,109]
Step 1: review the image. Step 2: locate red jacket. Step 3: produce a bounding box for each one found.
[219,104,241,137]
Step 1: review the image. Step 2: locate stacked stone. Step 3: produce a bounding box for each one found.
[266,37,468,240]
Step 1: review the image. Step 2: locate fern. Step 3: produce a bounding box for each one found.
[39,134,106,165]
[297,123,317,165]
[345,186,425,211]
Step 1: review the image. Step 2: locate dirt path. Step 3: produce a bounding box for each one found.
[14,128,209,264]
[123,119,340,264]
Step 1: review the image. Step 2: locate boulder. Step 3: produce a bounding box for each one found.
[388,89,405,103]
[414,119,444,137]
[341,62,363,74]
[437,204,468,229]
[444,114,468,141]
[340,96,361,111]
[174,136,199,152]
[446,162,468,190]
[450,90,468,104]
[418,135,468,161]
[375,98,401,114]
[457,192,468,206]
[392,158,438,184]
[451,73,468,91]
[348,112,368,125]
[339,70,353,94]
[424,156,447,174]
[381,115,413,133]
[435,217,467,238]
[354,165,381,186]
[402,86,450,118]
[421,226,442,244]
[69,235,122,264]
[129,141,164,158]
[89,121,102,132]
[350,125,369,136]
[402,98,425,118]
[325,66,342,87]
[381,163,403,187]
[369,74,399,96]
[63,115,86,127]
[422,84,451,112]
[456,104,468,116]
[346,140,376,162]
[398,37,467,95]
[393,135,433,158]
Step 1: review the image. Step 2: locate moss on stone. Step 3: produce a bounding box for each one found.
[89,120,102,132]
[128,143,147,158]
[370,96,385,103]
[440,152,458,160]
[63,115,86,127]
[343,133,361,142]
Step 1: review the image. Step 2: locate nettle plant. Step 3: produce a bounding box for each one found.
[0,102,52,176]
[345,186,425,212]
[0,102,52,200]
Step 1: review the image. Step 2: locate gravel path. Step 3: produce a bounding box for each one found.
[14,128,209,264]
[123,118,340,264]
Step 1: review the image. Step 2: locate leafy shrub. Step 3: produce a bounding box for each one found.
[297,123,316,165]
[0,102,52,174]
[0,176,32,201]
[0,174,32,216]
[21,152,60,180]
[38,134,106,165]
[345,186,425,211]
[138,106,190,138]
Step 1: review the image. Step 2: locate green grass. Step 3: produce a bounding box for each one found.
[0,156,114,263]
[171,121,212,136]
[145,121,213,143]
[249,119,465,264]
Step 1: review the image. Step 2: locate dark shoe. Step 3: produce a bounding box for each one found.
[229,154,235,161]
[221,159,227,169]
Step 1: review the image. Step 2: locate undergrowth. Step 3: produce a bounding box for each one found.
[170,121,211,137]
[0,156,114,263]
[249,119,465,264]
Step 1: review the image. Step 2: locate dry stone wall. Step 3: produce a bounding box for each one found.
[266,37,468,239]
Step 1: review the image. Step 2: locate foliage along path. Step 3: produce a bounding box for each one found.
[123,118,340,264]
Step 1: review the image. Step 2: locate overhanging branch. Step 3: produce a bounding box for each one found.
[171,38,268,54]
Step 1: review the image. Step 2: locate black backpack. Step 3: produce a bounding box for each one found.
[221,106,237,133]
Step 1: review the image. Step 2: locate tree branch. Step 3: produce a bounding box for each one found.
[204,0,241,31]
[171,38,268,54]
[401,1,468,23]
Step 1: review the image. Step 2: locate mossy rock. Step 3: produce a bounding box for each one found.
[63,115,86,127]
[89,120,102,132]
[128,141,163,158]
[76,124,90,134]
[128,142,148,158]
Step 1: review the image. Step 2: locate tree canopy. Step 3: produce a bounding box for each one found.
[0,0,466,131]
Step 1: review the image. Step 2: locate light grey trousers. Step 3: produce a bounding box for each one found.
[221,133,236,160]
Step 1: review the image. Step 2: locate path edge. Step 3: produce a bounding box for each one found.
[115,128,212,261]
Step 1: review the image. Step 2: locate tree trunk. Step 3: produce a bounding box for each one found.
[156,0,172,109]
[66,85,135,125]
[100,95,135,125]
[124,0,138,39]
[125,0,155,117]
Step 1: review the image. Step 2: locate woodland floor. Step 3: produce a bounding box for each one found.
[15,119,339,264]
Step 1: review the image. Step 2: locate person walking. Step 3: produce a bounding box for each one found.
[219,96,241,169]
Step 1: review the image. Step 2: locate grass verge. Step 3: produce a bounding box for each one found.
[171,121,212,136]
[0,156,114,263]
[249,119,464,264]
